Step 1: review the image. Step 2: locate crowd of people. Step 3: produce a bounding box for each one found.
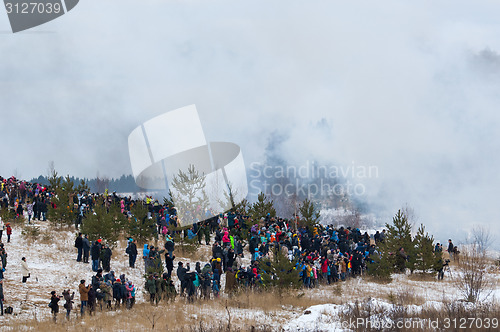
[0,174,457,321]
[48,270,137,321]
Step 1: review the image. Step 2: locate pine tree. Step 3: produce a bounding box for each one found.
[163,190,175,208]
[366,249,393,282]
[413,224,441,274]
[381,209,414,273]
[125,200,156,245]
[169,223,200,256]
[48,173,75,226]
[170,165,209,226]
[298,198,321,233]
[234,198,250,216]
[81,198,123,245]
[76,179,90,193]
[217,182,237,213]
[248,192,276,222]
[259,247,301,297]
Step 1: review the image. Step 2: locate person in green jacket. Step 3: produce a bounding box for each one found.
[99,280,112,310]
[204,222,211,245]
[154,274,163,305]
[145,274,156,304]
[165,278,177,303]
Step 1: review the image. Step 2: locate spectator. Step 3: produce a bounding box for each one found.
[75,233,83,262]
[82,234,91,264]
[78,279,90,316]
[447,239,454,261]
[21,257,30,283]
[62,289,74,319]
[0,279,4,316]
[49,291,61,322]
[0,217,4,241]
[5,223,11,243]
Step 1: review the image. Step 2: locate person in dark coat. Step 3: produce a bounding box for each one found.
[75,233,83,262]
[165,254,175,279]
[82,235,91,263]
[127,239,138,268]
[119,279,127,307]
[62,289,74,319]
[91,269,103,290]
[40,199,48,221]
[185,272,196,303]
[212,242,223,259]
[104,271,115,283]
[91,240,101,272]
[164,236,175,258]
[87,284,96,314]
[176,262,190,296]
[448,239,455,261]
[0,279,4,316]
[49,291,61,322]
[100,244,112,272]
[112,279,123,308]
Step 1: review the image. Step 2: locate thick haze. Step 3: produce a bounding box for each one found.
[0,1,499,247]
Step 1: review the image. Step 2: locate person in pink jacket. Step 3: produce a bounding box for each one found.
[125,281,135,309]
[222,231,230,247]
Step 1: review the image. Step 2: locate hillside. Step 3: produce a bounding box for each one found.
[0,218,498,331]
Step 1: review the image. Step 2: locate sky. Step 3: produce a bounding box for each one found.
[0,0,499,247]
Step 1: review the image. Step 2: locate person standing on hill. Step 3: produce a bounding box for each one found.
[91,240,101,272]
[21,257,30,283]
[62,289,74,319]
[0,217,4,242]
[177,262,190,296]
[82,234,91,263]
[40,199,48,221]
[78,279,90,317]
[165,254,175,279]
[126,239,138,268]
[0,279,4,316]
[5,223,12,243]
[75,233,83,262]
[0,244,7,270]
[145,274,156,304]
[26,201,33,223]
[448,239,454,261]
[164,235,175,258]
[49,291,61,322]
[101,244,112,272]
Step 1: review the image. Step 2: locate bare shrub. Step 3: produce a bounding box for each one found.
[456,226,495,303]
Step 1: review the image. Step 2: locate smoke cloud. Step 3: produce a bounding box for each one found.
[0,0,499,247]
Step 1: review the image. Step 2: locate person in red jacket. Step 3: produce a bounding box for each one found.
[5,223,12,243]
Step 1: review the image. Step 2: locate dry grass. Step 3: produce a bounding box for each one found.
[387,284,426,306]
[0,289,334,331]
[227,288,332,311]
[339,297,500,332]
[407,273,438,282]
